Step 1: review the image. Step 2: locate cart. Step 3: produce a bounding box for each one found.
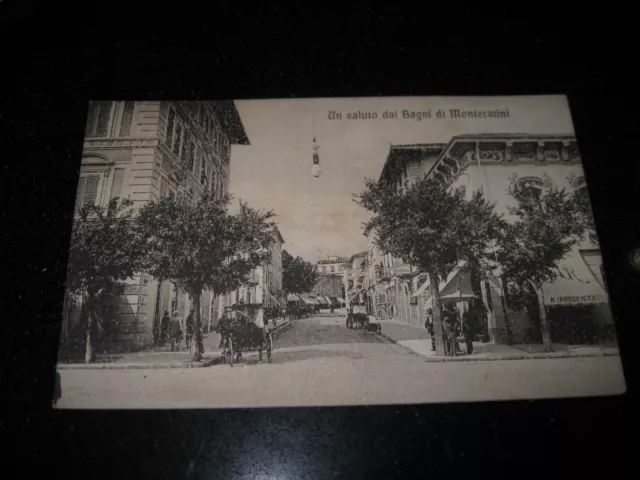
[219,309,273,367]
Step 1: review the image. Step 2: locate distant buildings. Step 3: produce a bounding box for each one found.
[312,256,349,299]
[62,100,249,352]
[222,227,285,316]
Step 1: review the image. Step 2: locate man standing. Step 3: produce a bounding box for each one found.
[424,308,435,351]
[462,302,479,355]
[185,310,194,350]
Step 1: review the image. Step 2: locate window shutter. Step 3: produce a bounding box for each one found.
[159,177,168,198]
[173,123,183,157]
[110,168,125,200]
[75,177,88,210]
[166,108,175,147]
[83,175,100,207]
[85,103,98,137]
[119,102,135,137]
[94,102,112,137]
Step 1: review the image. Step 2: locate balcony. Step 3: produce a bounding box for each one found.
[245,273,260,286]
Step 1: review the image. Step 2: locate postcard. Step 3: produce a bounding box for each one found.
[54,96,625,409]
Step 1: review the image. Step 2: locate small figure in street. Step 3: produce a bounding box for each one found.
[462,302,479,355]
[185,310,194,350]
[160,310,171,345]
[168,312,183,352]
[217,306,234,349]
[424,308,435,351]
[442,304,459,357]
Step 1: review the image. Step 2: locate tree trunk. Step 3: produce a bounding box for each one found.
[191,292,204,362]
[428,270,446,356]
[85,302,94,364]
[528,280,553,352]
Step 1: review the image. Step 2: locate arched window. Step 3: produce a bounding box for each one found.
[75,155,128,212]
[517,176,544,204]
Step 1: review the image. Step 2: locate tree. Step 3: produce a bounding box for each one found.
[496,174,586,351]
[357,177,503,355]
[282,250,320,296]
[136,193,275,361]
[66,198,146,363]
[568,173,599,247]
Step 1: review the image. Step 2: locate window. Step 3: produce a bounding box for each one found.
[166,108,175,147]
[85,101,113,137]
[182,132,192,166]
[200,157,208,187]
[110,168,125,200]
[518,177,544,204]
[198,103,205,126]
[75,175,101,210]
[118,102,135,137]
[211,169,217,197]
[194,146,201,179]
[159,177,168,198]
[172,123,183,157]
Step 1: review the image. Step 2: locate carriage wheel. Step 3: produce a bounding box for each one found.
[226,338,234,367]
[266,334,273,363]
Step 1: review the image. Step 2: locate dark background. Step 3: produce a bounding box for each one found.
[1,3,633,479]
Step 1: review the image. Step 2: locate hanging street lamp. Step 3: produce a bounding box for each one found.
[311,137,322,178]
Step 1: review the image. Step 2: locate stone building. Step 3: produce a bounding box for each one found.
[61,100,249,353]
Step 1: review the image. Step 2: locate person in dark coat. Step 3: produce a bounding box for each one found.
[442,304,459,357]
[185,310,194,350]
[424,308,435,351]
[160,310,171,345]
[462,303,479,355]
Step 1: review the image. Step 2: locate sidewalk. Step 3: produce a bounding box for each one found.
[57,320,293,370]
[379,320,620,362]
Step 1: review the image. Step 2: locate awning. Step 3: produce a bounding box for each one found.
[287,294,301,302]
[541,247,609,306]
[411,260,467,298]
[299,296,316,305]
[337,297,345,303]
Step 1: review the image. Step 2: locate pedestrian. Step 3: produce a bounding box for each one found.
[442,304,458,357]
[217,306,234,348]
[424,308,435,351]
[185,310,194,350]
[168,312,183,352]
[462,302,479,355]
[160,310,171,345]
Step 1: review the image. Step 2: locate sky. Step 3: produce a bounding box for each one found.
[228,96,576,262]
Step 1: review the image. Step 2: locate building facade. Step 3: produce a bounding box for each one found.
[313,256,348,298]
[366,144,447,325]
[421,133,612,345]
[220,227,284,316]
[364,134,612,346]
[62,100,249,352]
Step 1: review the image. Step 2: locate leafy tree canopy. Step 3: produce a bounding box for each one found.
[136,193,276,297]
[497,173,586,287]
[282,250,320,295]
[66,198,145,298]
[356,176,504,280]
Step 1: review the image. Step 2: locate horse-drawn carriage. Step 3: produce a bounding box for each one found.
[345,305,382,334]
[218,305,273,367]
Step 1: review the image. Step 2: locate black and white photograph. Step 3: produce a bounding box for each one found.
[55,95,626,409]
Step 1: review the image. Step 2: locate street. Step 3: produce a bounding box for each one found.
[57,314,626,409]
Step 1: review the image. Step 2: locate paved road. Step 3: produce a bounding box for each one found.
[57,315,626,409]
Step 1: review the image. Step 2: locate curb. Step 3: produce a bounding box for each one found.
[379,333,620,362]
[57,357,219,370]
